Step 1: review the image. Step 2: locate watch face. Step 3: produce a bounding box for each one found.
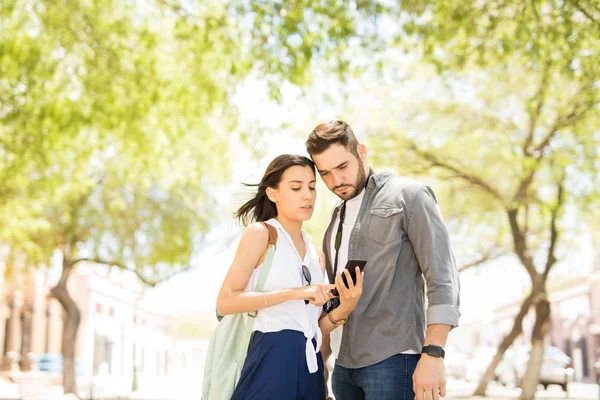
[425,345,443,357]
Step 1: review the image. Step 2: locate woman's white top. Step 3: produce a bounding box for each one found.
[244,218,325,373]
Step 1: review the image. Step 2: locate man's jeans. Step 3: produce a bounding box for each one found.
[332,354,420,400]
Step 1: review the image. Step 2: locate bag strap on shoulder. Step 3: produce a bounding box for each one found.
[261,221,278,247]
[247,222,277,317]
[216,222,278,322]
[254,222,277,292]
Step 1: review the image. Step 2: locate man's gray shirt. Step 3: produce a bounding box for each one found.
[323,171,461,368]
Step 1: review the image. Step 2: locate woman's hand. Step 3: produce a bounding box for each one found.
[298,283,336,306]
[335,267,363,315]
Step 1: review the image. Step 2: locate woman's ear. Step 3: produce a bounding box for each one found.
[265,187,277,203]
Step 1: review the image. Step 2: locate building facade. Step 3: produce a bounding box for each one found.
[492,263,600,382]
[1,265,196,397]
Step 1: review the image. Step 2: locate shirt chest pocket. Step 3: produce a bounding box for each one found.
[368,207,404,246]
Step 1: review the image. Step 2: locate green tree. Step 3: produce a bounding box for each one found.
[227,0,395,92]
[38,134,223,394]
[366,57,598,399]
[397,2,600,398]
[1,0,237,393]
[1,0,415,394]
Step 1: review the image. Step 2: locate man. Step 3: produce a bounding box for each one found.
[306,121,461,400]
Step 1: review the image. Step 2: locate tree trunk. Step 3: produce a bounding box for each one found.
[519,292,551,400]
[473,291,535,396]
[50,252,81,396]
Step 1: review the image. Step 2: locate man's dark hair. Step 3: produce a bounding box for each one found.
[305,120,360,159]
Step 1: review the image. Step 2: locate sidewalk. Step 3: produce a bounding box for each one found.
[0,377,18,400]
[445,380,600,400]
[0,373,63,400]
[2,376,598,400]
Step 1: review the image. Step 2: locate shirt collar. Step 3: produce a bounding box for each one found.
[367,169,394,190]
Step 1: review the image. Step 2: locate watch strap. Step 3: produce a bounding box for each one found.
[421,344,445,358]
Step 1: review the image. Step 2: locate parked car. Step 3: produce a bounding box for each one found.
[38,353,63,374]
[499,346,574,392]
[37,353,83,375]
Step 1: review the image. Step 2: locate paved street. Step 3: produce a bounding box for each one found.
[2,344,599,400]
[1,378,599,399]
[446,380,599,399]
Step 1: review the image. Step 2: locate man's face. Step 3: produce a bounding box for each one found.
[312,143,368,201]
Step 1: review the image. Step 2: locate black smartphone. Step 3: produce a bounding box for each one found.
[332,259,367,296]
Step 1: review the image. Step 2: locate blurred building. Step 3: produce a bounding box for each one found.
[491,254,600,383]
[548,261,600,383]
[0,264,198,396]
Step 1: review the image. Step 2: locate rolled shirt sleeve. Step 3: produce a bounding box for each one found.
[406,186,461,328]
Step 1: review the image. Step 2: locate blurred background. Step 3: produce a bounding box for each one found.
[1,0,599,399]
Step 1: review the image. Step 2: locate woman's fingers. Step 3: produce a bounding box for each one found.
[324,283,336,292]
[304,283,342,306]
[343,269,355,290]
[308,290,322,305]
[312,284,335,305]
[355,268,364,288]
[319,284,330,300]
[304,286,318,302]
[335,273,347,297]
[317,286,327,304]
[313,286,324,305]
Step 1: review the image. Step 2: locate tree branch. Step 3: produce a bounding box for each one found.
[71,258,193,287]
[57,245,74,288]
[459,250,511,273]
[533,85,598,159]
[523,60,551,156]
[406,142,505,203]
[542,178,566,280]
[516,83,598,206]
[514,169,537,206]
[530,0,542,24]
[507,208,538,279]
[574,1,599,24]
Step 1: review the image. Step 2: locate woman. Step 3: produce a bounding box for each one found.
[216,154,362,399]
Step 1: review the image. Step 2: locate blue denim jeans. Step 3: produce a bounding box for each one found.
[332,354,420,400]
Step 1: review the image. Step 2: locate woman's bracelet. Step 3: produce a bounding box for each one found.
[328,311,348,326]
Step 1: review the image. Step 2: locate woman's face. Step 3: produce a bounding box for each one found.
[268,165,317,222]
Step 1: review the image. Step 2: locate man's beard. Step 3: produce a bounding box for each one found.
[334,158,368,201]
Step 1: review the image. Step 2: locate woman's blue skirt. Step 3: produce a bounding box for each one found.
[231,329,326,399]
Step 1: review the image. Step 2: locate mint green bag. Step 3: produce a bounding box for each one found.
[201,223,277,400]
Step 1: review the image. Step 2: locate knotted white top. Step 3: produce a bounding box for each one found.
[245,218,324,373]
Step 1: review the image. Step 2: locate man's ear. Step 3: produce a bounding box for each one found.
[266,187,277,203]
[357,143,368,161]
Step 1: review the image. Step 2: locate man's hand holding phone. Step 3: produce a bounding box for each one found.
[335,266,364,316]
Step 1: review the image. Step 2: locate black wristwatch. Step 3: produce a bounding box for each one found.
[323,297,340,313]
[421,345,445,359]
